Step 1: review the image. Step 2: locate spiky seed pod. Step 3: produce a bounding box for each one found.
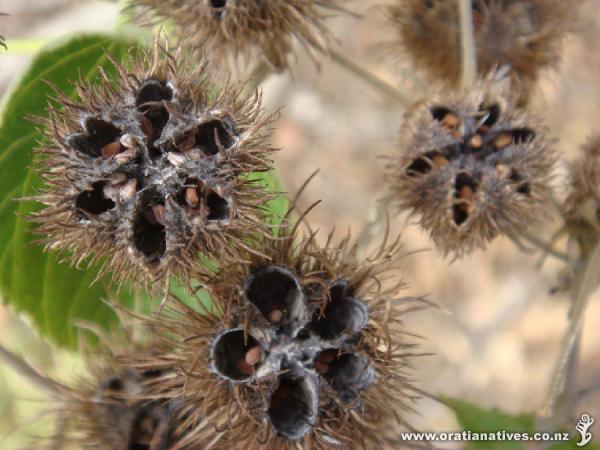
[62,368,176,450]
[129,223,419,449]
[385,80,556,256]
[31,38,278,292]
[563,135,600,258]
[388,0,580,101]
[44,333,184,450]
[133,0,349,71]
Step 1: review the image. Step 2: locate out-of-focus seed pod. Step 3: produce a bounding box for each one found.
[564,135,600,259]
[30,37,278,292]
[388,0,581,103]
[385,79,556,256]
[133,0,351,72]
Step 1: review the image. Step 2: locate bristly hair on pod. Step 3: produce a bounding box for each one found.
[385,73,557,257]
[126,199,422,449]
[132,0,351,72]
[387,0,581,102]
[30,36,279,293]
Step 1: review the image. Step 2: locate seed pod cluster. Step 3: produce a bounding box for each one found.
[386,83,556,256]
[388,0,580,101]
[133,0,349,71]
[31,40,277,291]
[129,226,417,449]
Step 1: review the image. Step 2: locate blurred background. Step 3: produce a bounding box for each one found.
[0,0,599,448]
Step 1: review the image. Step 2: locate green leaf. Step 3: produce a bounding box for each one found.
[443,397,535,450]
[0,34,141,348]
[244,170,289,230]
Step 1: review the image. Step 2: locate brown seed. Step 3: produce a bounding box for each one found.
[478,125,491,135]
[268,309,283,323]
[455,202,474,218]
[431,154,449,169]
[167,152,186,166]
[101,141,121,159]
[152,204,167,226]
[140,116,154,138]
[493,132,513,150]
[441,113,460,130]
[495,163,510,177]
[237,359,254,376]
[114,148,137,164]
[185,187,199,208]
[314,360,329,375]
[184,149,203,161]
[469,134,483,149]
[120,179,137,202]
[178,132,196,152]
[317,351,337,364]
[459,185,474,201]
[120,133,138,149]
[244,346,261,366]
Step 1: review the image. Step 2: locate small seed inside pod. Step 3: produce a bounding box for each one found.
[114,148,137,164]
[120,179,138,202]
[493,132,513,150]
[469,134,483,149]
[453,174,477,226]
[152,204,167,226]
[268,309,284,323]
[431,153,449,168]
[237,359,254,376]
[177,132,196,152]
[185,187,199,208]
[140,116,154,138]
[120,133,138,149]
[314,350,337,375]
[459,185,474,202]
[495,163,510,177]
[101,140,121,159]
[166,152,187,166]
[441,113,460,129]
[244,346,261,366]
[314,360,329,375]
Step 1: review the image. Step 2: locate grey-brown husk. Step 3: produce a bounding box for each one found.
[30,38,278,293]
[127,221,420,449]
[385,78,557,257]
[388,0,581,103]
[132,0,351,72]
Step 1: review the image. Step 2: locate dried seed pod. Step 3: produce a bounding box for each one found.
[385,81,556,256]
[128,219,419,449]
[39,331,186,450]
[132,0,351,71]
[388,0,581,102]
[563,135,600,257]
[30,37,278,292]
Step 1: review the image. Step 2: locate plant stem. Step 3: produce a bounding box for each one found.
[326,47,412,107]
[508,232,570,263]
[544,243,600,421]
[458,0,477,88]
[0,344,66,394]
